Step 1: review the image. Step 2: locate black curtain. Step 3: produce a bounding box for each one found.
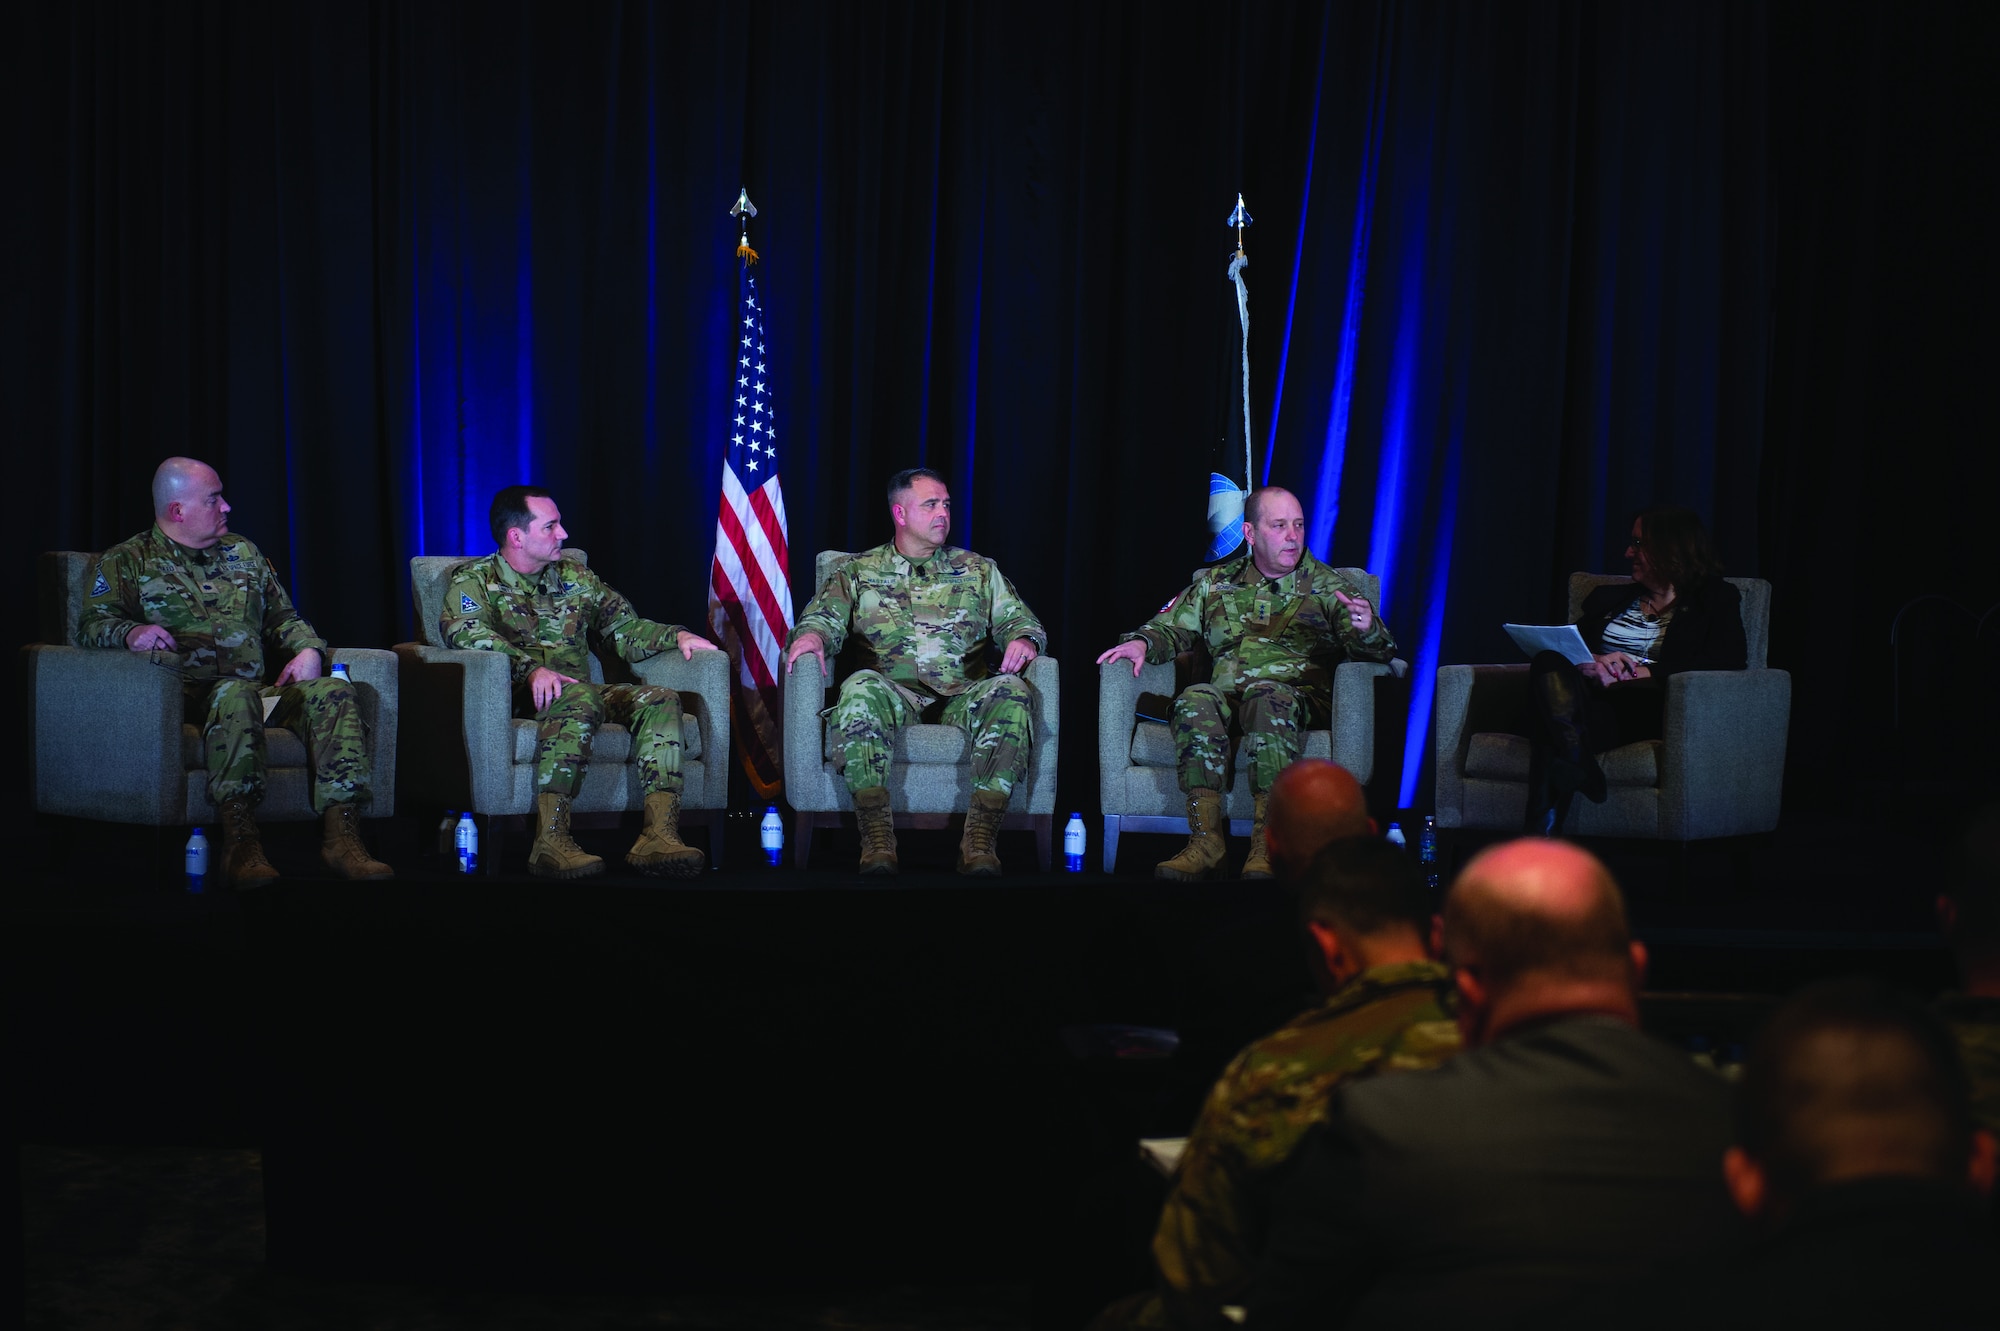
[8,0,1995,819]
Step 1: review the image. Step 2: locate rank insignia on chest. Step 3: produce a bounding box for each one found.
[225,550,240,563]
[91,572,109,596]
[1252,597,1272,625]
[559,581,576,596]
[460,593,478,612]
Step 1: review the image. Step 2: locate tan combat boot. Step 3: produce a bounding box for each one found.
[1154,787,1227,881]
[217,796,281,888]
[1240,791,1275,880]
[956,787,1009,877]
[320,803,394,880]
[529,791,604,880]
[627,790,705,877]
[852,785,898,876]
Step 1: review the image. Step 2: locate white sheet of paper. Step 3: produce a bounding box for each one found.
[1139,1137,1188,1176]
[1502,623,1594,666]
[262,695,283,722]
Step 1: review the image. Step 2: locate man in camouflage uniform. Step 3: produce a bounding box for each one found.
[76,457,391,885]
[441,486,721,879]
[1097,486,1396,880]
[1096,818,1458,1331]
[785,467,1045,876]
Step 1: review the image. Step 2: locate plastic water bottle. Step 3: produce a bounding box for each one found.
[1064,812,1087,872]
[330,662,350,681]
[1385,821,1406,849]
[760,805,784,866]
[185,826,209,893]
[455,812,479,873]
[1418,815,1439,892]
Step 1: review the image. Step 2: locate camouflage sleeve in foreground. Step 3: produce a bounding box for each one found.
[1321,563,1397,663]
[984,563,1046,652]
[1938,994,2000,1137]
[75,541,149,649]
[574,564,684,664]
[1123,579,1206,664]
[789,560,859,657]
[1150,960,1460,1329]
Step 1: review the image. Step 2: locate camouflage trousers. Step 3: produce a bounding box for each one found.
[524,681,683,798]
[194,677,371,811]
[1173,679,1327,795]
[829,670,1034,797]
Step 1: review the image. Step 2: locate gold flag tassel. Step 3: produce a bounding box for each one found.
[731,187,760,263]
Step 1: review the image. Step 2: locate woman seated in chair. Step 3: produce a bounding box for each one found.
[1523,505,1747,834]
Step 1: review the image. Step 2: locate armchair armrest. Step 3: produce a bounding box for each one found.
[330,647,398,816]
[392,642,517,811]
[782,653,832,795]
[25,644,184,823]
[1330,659,1401,785]
[630,647,733,810]
[1659,668,1792,839]
[1099,658,1175,810]
[1433,664,1528,829]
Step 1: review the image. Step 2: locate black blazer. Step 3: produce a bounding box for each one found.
[1576,576,1747,678]
[1250,1015,1740,1330]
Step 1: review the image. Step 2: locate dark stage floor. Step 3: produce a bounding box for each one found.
[8,804,1963,1327]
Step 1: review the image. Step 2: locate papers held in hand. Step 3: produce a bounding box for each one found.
[1502,623,1593,666]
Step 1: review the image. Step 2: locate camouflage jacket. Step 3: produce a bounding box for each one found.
[789,543,1045,705]
[1937,993,2000,1137]
[440,553,685,689]
[1122,550,1396,704]
[1149,960,1460,1329]
[77,526,325,690]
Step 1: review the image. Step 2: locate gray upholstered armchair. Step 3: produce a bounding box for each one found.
[394,552,730,867]
[1434,574,1790,840]
[782,550,1060,870]
[26,550,399,826]
[1097,567,1406,873]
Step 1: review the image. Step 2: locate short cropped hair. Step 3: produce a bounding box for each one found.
[1441,866,1632,988]
[489,486,553,546]
[1297,837,1430,939]
[1632,505,1723,589]
[1244,486,1294,527]
[1736,978,1973,1201]
[887,467,944,506]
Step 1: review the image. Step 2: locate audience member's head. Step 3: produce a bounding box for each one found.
[1295,837,1434,990]
[1265,759,1375,882]
[1940,802,2000,996]
[1726,977,1998,1224]
[1439,838,1643,1045]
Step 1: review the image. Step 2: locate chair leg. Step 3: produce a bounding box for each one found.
[792,810,814,869]
[1033,814,1053,873]
[1102,815,1121,875]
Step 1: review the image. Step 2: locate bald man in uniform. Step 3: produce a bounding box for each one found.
[1098,488,1395,882]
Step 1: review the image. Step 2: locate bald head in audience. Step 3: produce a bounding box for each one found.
[1265,759,1376,883]
[1440,838,1645,1046]
[1726,978,1998,1225]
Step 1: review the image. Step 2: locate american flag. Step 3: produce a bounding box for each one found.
[707,263,791,797]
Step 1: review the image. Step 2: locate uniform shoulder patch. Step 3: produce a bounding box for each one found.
[91,571,110,597]
[460,593,478,612]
